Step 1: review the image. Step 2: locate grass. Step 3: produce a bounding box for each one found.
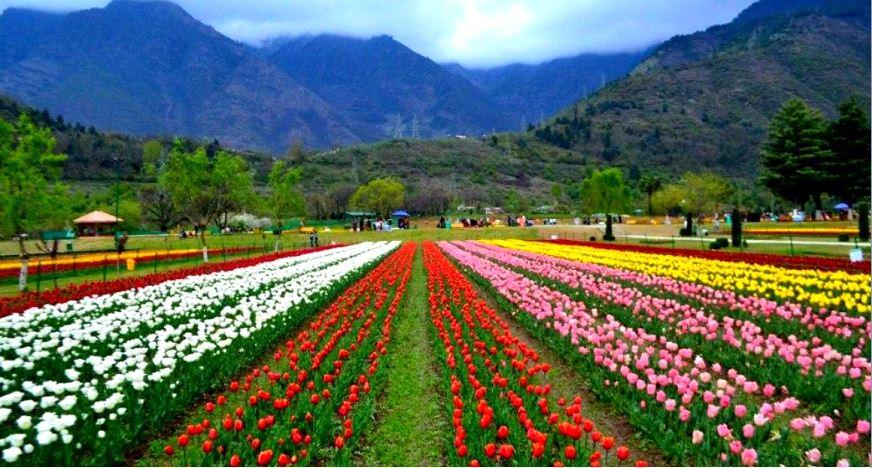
[357,245,449,466]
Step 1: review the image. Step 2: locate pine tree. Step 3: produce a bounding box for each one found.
[827,97,871,205]
[761,99,834,215]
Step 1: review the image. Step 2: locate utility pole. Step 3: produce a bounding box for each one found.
[114,155,120,237]
[410,114,420,140]
[391,115,404,139]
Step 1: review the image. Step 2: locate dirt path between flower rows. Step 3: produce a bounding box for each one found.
[467,280,668,466]
[356,245,450,466]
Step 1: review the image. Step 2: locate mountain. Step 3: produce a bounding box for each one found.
[268,34,511,141]
[537,0,870,177]
[445,50,649,127]
[0,0,653,151]
[0,0,359,152]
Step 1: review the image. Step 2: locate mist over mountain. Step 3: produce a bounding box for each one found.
[0,0,645,151]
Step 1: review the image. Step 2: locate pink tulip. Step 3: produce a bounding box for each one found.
[717,424,731,438]
[842,388,854,398]
[729,440,742,455]
[857,420,870,434]
[790,418,806,431]
[692,430,704,444]
[734,405,747,418]
[805,448,821,463]
[679,407,691,422]
[741,448,758,466]
[835,431,849,447]
[742,424,755,439]
[707,404,719,418]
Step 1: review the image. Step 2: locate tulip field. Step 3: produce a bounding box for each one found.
[0,238,868,466]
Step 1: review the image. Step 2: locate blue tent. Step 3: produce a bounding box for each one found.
[391,210,410,217]
[834,203,849,210]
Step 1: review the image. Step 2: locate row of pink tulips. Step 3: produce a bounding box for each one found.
[461,242,870,392]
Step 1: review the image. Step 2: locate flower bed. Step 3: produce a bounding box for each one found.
[0,242,397,465]
[461,241,870,417]
[153,242,415,466]
[540,239,870,274]
[526,240,870,315]
[422,242,642,467]
[0,246,261,279]
[0,245,341,318]
[440,241,870,466]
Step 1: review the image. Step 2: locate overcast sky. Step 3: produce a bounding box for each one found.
[0,0,757,67]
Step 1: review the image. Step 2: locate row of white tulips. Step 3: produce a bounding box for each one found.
[0,241,398,464]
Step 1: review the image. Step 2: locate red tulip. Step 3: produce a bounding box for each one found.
[257,450,273,466]
[334,436,345,448]
[617,446,630,461]
[202,440,213,454]
[277,453,290,466]
[602,437,614,450]
[498,444,514,460]
[163,445,174,456]
[532,443,545,458]
[497,425,509,439]
[177,435,189,447]
[469,460,479,467]
[565,445,577,460]
[635,460,648,467]
[251,438,261,450]
[230,454,241,467]
[457,444,468,457]
[205,402,215,413]
[484,443,497,458]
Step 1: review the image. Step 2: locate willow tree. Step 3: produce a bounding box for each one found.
[159,141,255,261]
[0,114,69,290]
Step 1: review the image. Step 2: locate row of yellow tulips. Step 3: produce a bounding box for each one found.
[484,240,871,316]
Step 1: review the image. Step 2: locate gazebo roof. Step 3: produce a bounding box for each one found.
[73,210,123,224]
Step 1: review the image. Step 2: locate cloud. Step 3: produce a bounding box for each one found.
[0,0,757,67]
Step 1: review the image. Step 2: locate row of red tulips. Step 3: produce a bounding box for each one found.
[156,242,415,466]
[423,242,644,467]
[0,245,341,318]
[0,246,260,279]
[540,239,870,274]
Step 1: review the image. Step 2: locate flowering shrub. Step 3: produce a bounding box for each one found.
[0,245,341,318]
[155,242,415,466]
[423,242,642,467]
[0,242,397,465]
[440,241,870,466]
